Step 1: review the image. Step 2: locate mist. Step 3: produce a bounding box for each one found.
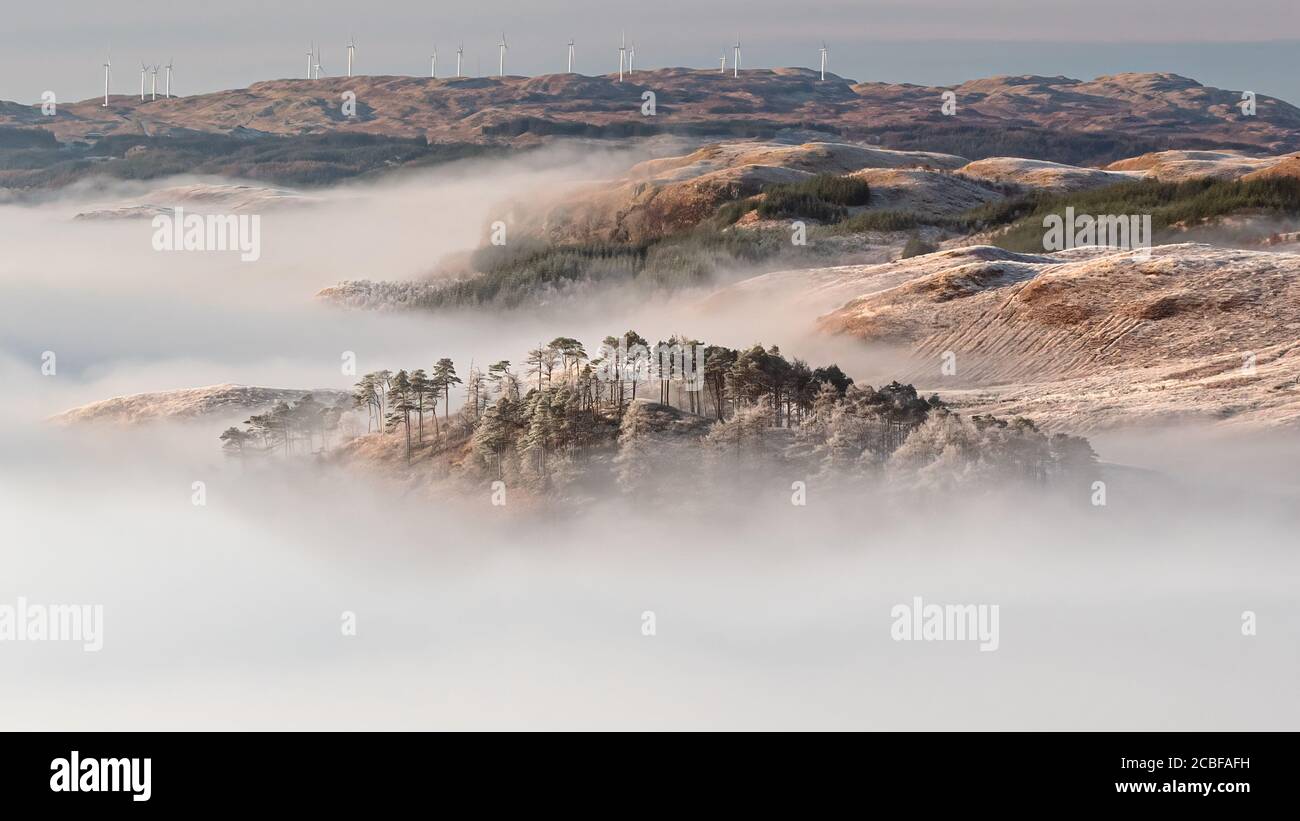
[2,413,1297,729]
[2,144,1297,730]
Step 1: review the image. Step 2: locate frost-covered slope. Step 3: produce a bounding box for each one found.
[719,244,1300,430]
[52,384,350,425]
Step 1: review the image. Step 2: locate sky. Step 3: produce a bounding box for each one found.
[2,0,1299,104]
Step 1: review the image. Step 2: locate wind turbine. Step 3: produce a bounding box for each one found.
[165,58,173,97]
[306,43,314,79]
[618,31,626,82]
[431,47,437,78]
[497,33,507,77]
[733,35,741,78]
[719,53,726,74]
[567,39,574,73]
[347,34,355,77]
[313,47,324,79]
[102,51,112,107]
[819,42,827,81]
[629,41,635,74]
[139,61,147,101]
[150,64,160,100]
[456,42,463,77]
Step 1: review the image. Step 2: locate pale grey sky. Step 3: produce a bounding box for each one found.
[3,0,1299,103]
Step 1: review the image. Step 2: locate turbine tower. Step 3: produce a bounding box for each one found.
[629,41,635,74]
[102,52,112,107]
[567,39,574,73]
[139,61,147,101]
[497,33,507,77]
[456,42,463,77]
[618,31,626,82]
[733,35,741,78]
[819,42,827,81]
[150,64,160,100]
[431,47,437,78]
[306,43,314,79]
[719,53,726,74]
[313,47,324,79]
[347,35,355,77]
[165,58,173,97]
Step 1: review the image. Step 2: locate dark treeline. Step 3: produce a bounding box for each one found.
[717,173,872,225]
[712,173,873,224]
[819,175,1300,249]
[407,230,786,309]
[971,175,1300,252]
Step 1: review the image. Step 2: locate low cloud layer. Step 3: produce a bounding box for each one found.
[3,146,1297,729]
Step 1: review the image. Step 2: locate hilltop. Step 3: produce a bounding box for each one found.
[2,70,1297,189]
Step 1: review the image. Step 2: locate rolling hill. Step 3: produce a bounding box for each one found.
[2,70,1297,189]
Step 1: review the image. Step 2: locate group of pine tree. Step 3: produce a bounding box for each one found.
[220,333,1097,493]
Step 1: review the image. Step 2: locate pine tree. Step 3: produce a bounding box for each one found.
[703,345,737,420]
[487,360,517,401]
[269,401,294,456]
[519,389,556,486]
[623,330,649,404]
[472,396,518,479]
[292,393,323,453]
[387,370,415,462]
[548,337,586,379]
[352,374,379,432]
[219,427,252,460]
[409,369,432,444]
[464,365,485,420]
[431,358,461,425]
[526,345,559,391]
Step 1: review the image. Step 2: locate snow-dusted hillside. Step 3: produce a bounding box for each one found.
[74,183,313,220]
[52,384,351,426]
[716,244,1300,430]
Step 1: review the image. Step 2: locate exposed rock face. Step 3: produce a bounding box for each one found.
[52,384,351,426]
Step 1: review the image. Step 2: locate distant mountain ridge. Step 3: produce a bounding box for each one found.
[3,69,1296,159]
